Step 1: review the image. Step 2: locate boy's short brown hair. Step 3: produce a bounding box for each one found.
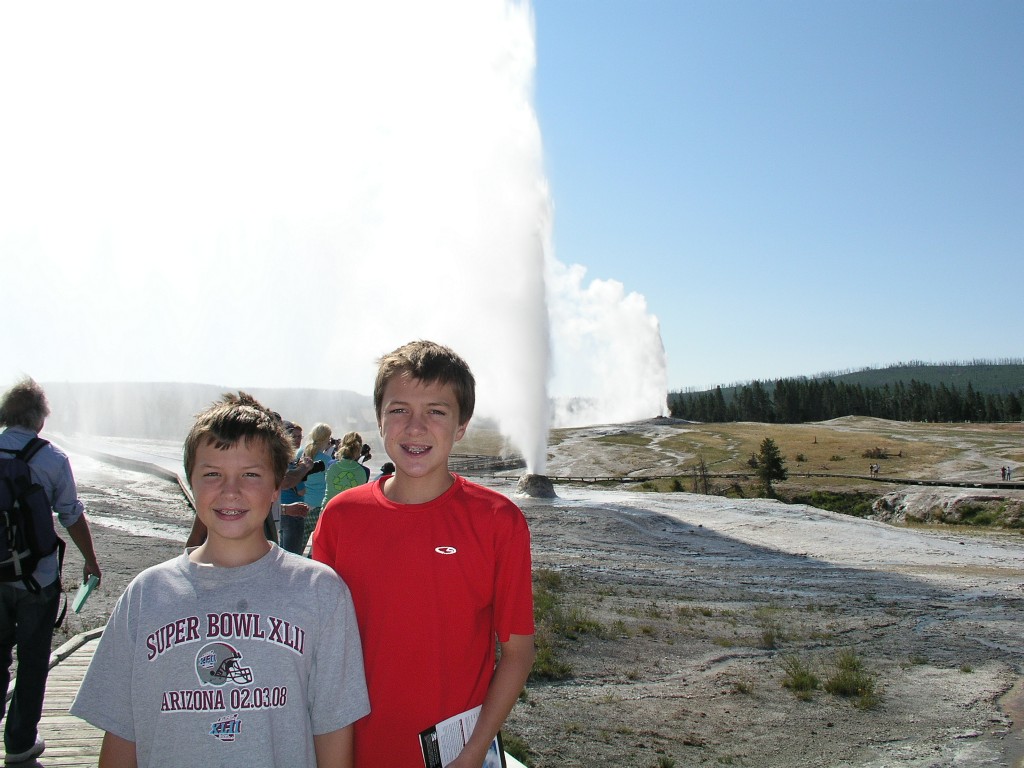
[183,392,292,486]
[374,340,476,425]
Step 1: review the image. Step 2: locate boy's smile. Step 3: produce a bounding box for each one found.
[379,373,467,504]
[189,438,279,565]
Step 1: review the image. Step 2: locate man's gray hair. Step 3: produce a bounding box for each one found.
[0,377,51,430]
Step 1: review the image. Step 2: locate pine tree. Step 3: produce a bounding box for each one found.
[756,437,788,497]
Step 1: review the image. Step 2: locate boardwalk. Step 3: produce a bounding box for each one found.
[13,632,104,767]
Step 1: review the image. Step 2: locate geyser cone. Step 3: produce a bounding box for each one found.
[516,473,556,498]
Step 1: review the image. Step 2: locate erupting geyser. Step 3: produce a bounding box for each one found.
[516,473,556,498]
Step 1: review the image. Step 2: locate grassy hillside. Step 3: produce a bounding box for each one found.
[541,416,1024,495]
[826,361,1024,394]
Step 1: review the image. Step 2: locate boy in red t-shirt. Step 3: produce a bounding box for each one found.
[313,340,535,768]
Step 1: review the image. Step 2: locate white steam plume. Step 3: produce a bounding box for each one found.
[0,0,665,474]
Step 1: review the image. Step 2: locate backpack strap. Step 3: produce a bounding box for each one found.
[53,537,68,629]
[17,437,50,465]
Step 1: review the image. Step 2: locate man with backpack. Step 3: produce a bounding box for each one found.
[0,378,101,764]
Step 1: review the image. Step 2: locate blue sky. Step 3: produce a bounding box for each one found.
[531,1,1023,390]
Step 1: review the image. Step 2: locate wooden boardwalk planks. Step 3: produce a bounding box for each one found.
[33,637,103,767]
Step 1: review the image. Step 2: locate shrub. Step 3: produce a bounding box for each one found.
[501,732,532,765]
[760,622,782,649]
[824,650,880,709]
[957,504,999,526]
[787,490,877,518]
[862,447,889,459]
[782,655,819,700]
[531,632,572,681]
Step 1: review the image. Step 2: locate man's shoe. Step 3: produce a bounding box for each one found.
[4,737,45,764]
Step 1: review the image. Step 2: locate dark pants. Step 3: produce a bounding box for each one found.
[279,514,306,555]
[0,580,60,754]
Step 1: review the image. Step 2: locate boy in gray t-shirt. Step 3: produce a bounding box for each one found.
[71,393,369,768]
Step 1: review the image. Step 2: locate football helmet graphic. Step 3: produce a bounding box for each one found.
[195,642,254,686]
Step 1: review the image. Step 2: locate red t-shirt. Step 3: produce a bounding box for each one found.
[312,474,534,767]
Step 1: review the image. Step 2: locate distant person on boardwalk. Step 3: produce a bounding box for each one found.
[374,461,395,481]
[297,423,334,552]
[1001,467,1007,481]
[71,393,368,768]
[322,432,367,505]
[1,378,102,765]
[312,340,535,767]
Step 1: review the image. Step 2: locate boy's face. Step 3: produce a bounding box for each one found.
[378,373,467,490]
[190,437,279,556]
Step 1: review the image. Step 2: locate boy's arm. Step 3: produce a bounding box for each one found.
[449,633,535,768]
[99,732,137,768]
[313,724,354,768]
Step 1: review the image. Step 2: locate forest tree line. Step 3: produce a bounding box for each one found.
[668,378,1024,424]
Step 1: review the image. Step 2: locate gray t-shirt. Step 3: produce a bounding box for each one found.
[71,545,369,767]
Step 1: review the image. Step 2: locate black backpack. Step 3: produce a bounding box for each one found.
[0,437,63,593]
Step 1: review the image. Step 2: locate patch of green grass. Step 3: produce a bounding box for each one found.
[957,504,1000,526]
[785,490,878,518]
[530,634,572,681]
[823,650,880,709]
[731,679,753,695]
[645,602,668,619]
[556,606,606,638]
[595,433,652,447]
[760,622,782,650]
[530,567,606,681]
[534,568,563,591]
[501,731,532,766]
[781,655,820,700]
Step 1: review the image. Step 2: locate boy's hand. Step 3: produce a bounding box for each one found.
[282,502,309,518]
[447,746,488,768]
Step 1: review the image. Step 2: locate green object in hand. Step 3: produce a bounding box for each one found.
[72,575,99,613]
